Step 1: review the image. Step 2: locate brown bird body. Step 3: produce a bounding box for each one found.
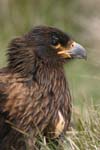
[0,26,86,149]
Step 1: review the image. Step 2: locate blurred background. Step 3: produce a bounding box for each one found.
[0,0,100,108]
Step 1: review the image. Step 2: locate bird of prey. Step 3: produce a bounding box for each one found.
[0,26,86,150]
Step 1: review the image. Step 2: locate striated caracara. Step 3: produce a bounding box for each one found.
[0,26,86,150]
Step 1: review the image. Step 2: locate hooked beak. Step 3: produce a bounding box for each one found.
[58,42,87,59]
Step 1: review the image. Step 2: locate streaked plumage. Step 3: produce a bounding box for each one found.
[0,26,86,149]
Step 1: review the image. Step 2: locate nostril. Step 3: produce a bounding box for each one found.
[71,44,74,47]
[71,42,76,48]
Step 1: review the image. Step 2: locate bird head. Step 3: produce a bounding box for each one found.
[25,26,87,63]
[8,26,87,75]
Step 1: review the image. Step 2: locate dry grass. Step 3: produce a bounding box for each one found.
[37,103,100,150]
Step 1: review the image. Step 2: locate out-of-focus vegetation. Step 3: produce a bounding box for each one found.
[0,0,100,149]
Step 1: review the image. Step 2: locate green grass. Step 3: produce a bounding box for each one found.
[0,0,100,149]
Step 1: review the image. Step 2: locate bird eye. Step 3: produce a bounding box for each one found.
[51,35,59,46]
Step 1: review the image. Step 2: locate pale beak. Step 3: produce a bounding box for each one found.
[58,42,87,59]
[67,42,87,59]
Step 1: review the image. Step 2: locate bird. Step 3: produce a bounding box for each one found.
[0,26,86,150]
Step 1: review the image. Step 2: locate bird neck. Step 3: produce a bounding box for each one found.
[34,60,66,87]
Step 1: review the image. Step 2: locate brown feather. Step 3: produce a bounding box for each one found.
[0,26,72,150]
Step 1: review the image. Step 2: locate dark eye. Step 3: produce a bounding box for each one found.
[51,35,59,46]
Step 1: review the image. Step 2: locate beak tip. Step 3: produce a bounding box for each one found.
[84,55,87,60]
[81,50,87,60]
